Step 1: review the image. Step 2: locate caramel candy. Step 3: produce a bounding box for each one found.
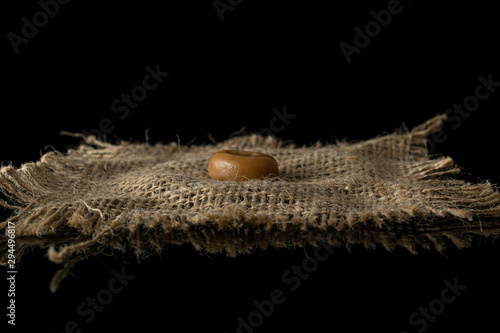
[208,150,279,181]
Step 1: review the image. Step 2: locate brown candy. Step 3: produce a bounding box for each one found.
[208,150,279,181]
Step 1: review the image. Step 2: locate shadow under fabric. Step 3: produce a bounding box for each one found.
[1,114,499,292]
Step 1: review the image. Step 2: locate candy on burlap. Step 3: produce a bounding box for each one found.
[1,114,499,292]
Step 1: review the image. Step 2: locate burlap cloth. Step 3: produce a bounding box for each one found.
[1,114,500,291]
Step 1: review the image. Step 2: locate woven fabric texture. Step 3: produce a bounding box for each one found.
[1,114,499,291]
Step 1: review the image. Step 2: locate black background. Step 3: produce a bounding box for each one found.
[2,0,499,332]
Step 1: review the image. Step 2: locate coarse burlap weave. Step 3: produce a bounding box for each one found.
[1,114,500,291]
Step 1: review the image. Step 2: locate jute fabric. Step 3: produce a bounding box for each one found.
[1,115,499,291]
